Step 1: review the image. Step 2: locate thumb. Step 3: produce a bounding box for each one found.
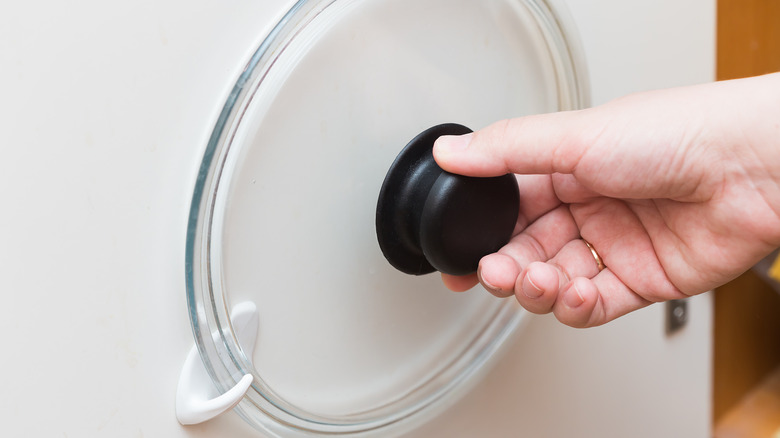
[432,111,594,177]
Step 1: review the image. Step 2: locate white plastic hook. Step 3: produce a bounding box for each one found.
[176,302,259,425]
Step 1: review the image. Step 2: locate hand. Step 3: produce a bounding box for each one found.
[432,73,780,328]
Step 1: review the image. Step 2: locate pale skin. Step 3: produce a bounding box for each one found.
[432,73,780,328]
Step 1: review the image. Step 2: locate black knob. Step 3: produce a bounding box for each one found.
[376,123,520,276]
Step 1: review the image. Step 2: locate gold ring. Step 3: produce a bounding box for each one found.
[583,240,605,272]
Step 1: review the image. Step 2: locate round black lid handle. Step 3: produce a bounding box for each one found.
[376,123,520,276]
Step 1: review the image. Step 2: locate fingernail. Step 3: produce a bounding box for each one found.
[437,133,473,151]
[523,273,544,299]
[563,283,584,308]
[478,265,503,294]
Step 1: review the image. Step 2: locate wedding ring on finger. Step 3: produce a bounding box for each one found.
[583,239,606,272]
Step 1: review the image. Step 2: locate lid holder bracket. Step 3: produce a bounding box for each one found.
[176,302,259,425]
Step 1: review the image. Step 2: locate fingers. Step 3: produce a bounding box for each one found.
[442,196,687,327]
[478,205,581,297]
[515,239,601,314]
[509,199,685,327]
[441,199,683,327]
[489,240,651,328]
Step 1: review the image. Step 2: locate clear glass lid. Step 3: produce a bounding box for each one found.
[185,0,588,435]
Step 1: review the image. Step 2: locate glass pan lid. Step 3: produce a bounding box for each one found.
[185,0,588,435]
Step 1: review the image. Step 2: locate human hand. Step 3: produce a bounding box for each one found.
[433,73,780,327]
